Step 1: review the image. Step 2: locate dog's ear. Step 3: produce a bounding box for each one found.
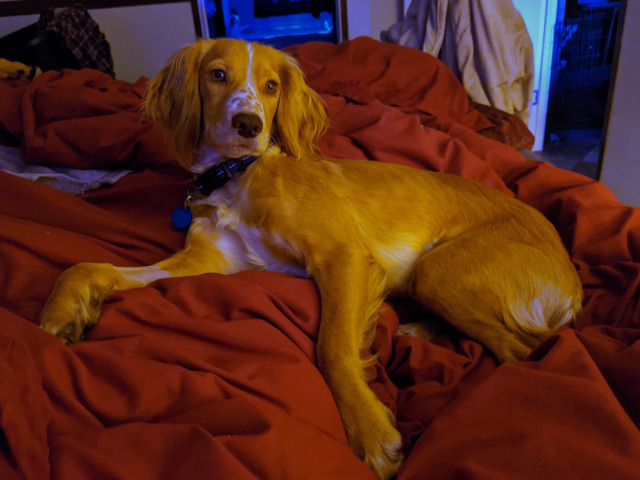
[274,54,329,158]
[142,41,210,168]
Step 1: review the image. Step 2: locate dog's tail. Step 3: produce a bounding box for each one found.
[504,275,582,341]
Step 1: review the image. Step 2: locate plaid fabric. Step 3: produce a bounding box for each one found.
[38,4,114,77]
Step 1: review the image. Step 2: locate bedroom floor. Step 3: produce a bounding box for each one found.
[520,129,601,180]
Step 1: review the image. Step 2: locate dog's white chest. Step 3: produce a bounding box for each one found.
[198,191,307,278]
[233,221,308,277]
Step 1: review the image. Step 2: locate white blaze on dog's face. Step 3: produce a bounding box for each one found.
[195,41,282,173]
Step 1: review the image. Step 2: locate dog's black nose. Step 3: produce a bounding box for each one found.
[232,113,263,138]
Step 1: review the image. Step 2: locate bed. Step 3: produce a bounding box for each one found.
[1,37,639,480]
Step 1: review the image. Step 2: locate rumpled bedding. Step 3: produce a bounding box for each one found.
[0,37,639,480]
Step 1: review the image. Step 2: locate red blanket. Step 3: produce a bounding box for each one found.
[1,37,639,480]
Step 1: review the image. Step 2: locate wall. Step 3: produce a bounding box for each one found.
[91,3,196,82]
[0,14,38,37]
[512,0,557,151]
[346,0,400,40]
[600,0,640,207]
[0,2,196,82]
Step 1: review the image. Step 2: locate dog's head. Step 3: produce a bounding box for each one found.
[142,38,328,172]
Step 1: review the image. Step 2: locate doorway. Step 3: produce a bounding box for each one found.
[541,0,621,179]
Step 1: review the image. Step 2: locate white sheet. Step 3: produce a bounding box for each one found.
[0,145,132,195]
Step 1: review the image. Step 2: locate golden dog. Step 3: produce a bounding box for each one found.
[40,38,583,479]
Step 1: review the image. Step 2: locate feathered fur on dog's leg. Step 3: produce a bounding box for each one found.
[409,229,582,362]
[40,218,246,344]
[311,249,402,480]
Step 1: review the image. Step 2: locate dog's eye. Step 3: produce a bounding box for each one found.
[211,69,226,82]
[266,80,278,93]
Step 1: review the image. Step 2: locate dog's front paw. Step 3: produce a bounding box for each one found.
[39,263,123,344]
[344,400,403,480]
[362,424,403,480]
[40,296,100,345]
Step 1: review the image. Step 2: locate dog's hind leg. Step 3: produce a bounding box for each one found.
[408,232,578,363]
[311,249,402,480]
[40,218,247,344]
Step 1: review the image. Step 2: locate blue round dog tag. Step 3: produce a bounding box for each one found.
[172,206,192,229]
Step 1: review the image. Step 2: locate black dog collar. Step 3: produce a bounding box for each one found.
[194,155,258,196]
[172,155,258,229]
